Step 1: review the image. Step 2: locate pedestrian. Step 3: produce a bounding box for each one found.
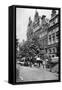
[45,58,48,68]
[48,55,52,72]
[43,60,46,69]
[36,56,41,67]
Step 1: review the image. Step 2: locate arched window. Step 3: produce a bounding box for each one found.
[49,35,51,42]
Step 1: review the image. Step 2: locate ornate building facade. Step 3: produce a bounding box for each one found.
[27,10,49,55]
[27,17,33,41]
[47,10,59,58]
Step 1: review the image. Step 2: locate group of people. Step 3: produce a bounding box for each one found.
[35,56,48,69]
[21,55,52,70]
[31,55,52,70]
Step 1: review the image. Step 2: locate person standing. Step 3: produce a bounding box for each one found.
[43,60,46,69]
[36,56,41,67]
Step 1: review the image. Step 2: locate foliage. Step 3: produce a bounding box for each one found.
[18,35,44,62]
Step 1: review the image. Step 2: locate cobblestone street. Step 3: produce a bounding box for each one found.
[16,64,58,82]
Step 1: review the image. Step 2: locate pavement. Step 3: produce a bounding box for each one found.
[16,64,58,82]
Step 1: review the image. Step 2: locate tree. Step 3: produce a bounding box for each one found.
[19,34,43,63]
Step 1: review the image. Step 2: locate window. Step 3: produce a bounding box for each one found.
[52,33,55,42]
[50,17,58,27]
[53,19,56,25]
[53,21,55,24]
[50,22,53,27]
[56,31,59,40]
[55,18,58,23]
[49,35,51,42]
[53,48,55,53]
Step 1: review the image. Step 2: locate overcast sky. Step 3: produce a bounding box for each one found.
[16,8,52,43]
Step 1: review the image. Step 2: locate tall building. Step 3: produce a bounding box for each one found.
[47,10,59,58]
[38,15,49,52]
[27,10,49,54]
[27,17,33,41]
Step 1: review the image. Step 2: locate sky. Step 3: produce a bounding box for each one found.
[16,8,52,43]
